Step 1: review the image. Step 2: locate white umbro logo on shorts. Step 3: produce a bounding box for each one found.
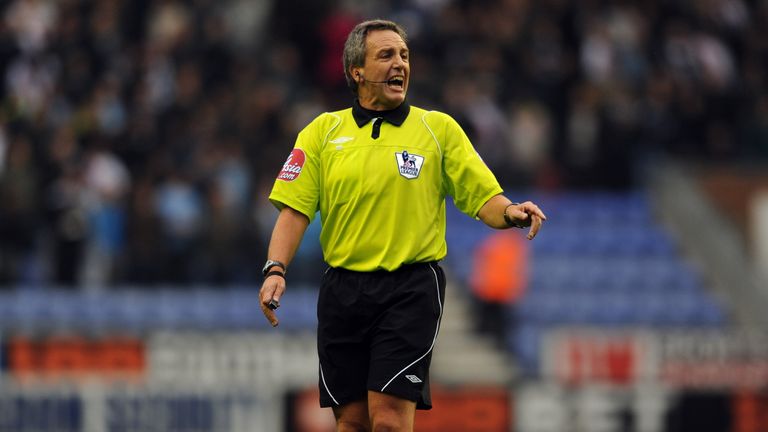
[405,375,422,383]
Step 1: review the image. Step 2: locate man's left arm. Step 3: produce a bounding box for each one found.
[477,194,547,240]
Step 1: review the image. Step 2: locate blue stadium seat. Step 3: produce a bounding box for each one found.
[220,290,265,329]
[508,323,545,374]
[449,191,730,366]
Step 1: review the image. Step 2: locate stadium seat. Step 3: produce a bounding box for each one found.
[447,191,728,375]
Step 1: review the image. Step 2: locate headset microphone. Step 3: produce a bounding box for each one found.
[358,73,391,84]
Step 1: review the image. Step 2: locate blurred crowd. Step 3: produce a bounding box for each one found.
[0,0,766,287]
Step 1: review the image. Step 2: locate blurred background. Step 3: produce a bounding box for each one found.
[0,0,767,430]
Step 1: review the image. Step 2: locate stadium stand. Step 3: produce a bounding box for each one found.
[445,192,729,373]
[0,286,319,333]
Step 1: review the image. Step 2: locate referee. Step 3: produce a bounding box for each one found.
[260,19,546,432]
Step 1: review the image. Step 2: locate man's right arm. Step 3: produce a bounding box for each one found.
[259,206,310,327]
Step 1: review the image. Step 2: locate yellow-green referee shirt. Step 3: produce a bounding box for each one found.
[269,100,503,272]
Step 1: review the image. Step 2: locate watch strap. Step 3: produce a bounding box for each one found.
[264,270,285,280]
[503,203,525,229]
[263,260,287,275]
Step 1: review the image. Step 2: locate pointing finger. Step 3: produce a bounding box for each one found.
[527,215,543,240]
[260,301,279,327]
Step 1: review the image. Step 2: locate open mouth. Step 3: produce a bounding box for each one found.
[387,76,405,89]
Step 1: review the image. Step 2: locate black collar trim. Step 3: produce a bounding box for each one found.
[352,99,410,128]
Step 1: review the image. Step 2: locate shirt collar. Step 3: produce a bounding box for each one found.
[352,99,410,128]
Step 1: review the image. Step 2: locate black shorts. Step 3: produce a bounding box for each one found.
[317,261,446,410]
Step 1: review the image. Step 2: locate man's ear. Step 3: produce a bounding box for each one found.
[352,67,363,82]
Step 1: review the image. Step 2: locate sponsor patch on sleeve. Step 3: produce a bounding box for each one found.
[277,149,306,181]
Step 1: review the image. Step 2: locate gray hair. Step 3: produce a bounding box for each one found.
[343,19,408,95]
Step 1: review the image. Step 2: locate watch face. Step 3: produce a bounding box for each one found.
[262,261,274,274]
[262,260,283,275]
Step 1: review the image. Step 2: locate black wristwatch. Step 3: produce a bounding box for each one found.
[262,259,287,276]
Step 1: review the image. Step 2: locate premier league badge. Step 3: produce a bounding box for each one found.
[395,150,424,179]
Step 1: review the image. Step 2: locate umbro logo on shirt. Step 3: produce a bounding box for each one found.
[396,150,424,179]
[329,136,354,144]
[405,375,422,383]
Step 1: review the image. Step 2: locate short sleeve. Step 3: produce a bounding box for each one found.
[436,113,503,217]
[268,114,331,221]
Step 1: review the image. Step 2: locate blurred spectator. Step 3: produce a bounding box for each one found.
[469,230,529,349]
[81,145,130,287]
[153,169,203,284]
[4,0,57,55]
[0,0,765,287]
[506,100,553,186]
[0,134,40,284]
[197,138,255,284]
[46,162,88,287]
[122,175,164,284]
[5,54,56,117]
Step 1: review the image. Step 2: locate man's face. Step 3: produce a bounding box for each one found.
[354,29,410,110]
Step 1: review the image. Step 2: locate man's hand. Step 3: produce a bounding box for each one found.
[506,201,547,240]
[259,274,286,327]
